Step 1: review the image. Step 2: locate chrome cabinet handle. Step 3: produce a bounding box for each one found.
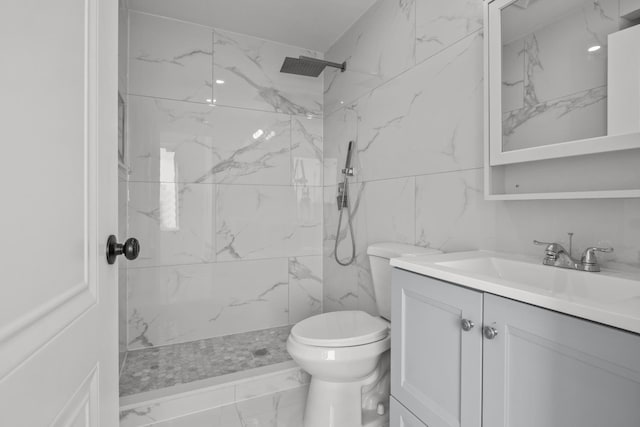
[461,319,475,331]
[483,326,499,340]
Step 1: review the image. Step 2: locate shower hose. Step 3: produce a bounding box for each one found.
[334,178,356,266]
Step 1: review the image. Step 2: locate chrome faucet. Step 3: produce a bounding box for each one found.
[533,233,613,272]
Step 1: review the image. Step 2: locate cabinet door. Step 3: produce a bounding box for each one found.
[391,269,483,427]
[391,397,428,427]
[483,294,640,427]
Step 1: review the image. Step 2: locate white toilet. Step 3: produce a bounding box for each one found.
[287,242,441,427]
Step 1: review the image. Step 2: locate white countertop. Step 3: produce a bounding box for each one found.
[390,250,640,334]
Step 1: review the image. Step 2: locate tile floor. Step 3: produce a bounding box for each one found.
[119,325,293,396]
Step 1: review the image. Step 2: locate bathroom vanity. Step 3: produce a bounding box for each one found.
[388,251,640,427]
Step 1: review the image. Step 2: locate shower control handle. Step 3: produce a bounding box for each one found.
[106,235,140,265]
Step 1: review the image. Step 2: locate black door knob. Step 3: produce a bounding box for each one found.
[106,235,140,265]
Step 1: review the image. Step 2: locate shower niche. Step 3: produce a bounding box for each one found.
[484,0,640,199]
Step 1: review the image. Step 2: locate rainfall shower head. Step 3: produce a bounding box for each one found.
[280,56,346,77]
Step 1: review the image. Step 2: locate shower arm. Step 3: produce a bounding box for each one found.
[299,56,347,72]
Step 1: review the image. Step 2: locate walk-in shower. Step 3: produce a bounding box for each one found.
[334,141,356,266]
[118,9,327,425]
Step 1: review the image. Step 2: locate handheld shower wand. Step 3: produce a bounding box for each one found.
[334,141,356,266]
[344,141,353,174]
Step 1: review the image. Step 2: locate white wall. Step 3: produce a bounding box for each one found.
[322,0,640,315]
[124,12,324,349]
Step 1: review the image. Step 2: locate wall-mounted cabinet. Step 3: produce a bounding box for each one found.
[390,268,640,427]
[484,0,640,199]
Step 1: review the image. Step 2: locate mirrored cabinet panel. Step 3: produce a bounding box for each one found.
[501,0,614,152]
[485,0,640,199]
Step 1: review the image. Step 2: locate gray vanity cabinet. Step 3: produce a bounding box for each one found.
[391,268,640,427]
[483,293,640,427]
[390,269,483,427]
[390,397,427,427]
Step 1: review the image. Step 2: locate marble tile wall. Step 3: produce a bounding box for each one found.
[125,11,323,350]
[323,0,640,315]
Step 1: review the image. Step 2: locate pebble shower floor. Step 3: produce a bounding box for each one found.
[119,325,293,396]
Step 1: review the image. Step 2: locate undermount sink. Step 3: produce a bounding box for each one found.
[435,256,640,304]
[390,250,640,334]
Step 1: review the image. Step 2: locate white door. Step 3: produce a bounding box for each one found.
[0,0,119,426]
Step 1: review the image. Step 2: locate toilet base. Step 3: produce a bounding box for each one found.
[302,351,390,427]
[304,377,363,427]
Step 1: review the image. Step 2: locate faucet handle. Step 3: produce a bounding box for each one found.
[586,246,614,253]
[533,240,564,261]
[533,240,563,252]
[581,246,614,266]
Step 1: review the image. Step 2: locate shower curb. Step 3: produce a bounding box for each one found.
[119,361,308,427]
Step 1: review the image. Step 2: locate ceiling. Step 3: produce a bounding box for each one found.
[127,0,378,52]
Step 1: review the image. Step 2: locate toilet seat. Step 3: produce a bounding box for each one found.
[291,310,389,347]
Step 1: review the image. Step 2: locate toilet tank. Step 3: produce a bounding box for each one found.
[367,243,441,320]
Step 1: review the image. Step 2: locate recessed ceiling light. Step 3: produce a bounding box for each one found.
[215,79,225,84]
[253,129,264,140]
[588,45,601,53]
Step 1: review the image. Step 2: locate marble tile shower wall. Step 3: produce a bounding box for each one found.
[322,0,640,315]
[126,12,323,350]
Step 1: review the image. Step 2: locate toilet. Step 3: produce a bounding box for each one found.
[287,242,441,427]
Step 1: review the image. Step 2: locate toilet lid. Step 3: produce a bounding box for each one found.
[291,311,389,347]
